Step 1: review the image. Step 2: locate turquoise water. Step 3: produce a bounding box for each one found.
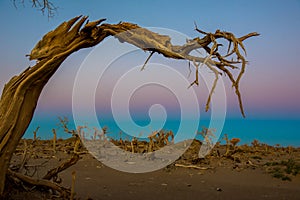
[24,115,300,147]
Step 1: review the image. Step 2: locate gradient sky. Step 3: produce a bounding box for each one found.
[0,0,300,120]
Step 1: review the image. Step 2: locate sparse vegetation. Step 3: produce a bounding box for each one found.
[264,158,300,181]
[223,134,241,156]
[6,120,300,199]
[198,127,216,150]
[251,155,262,160]
[251,139,260,150]
[230,138,241,147]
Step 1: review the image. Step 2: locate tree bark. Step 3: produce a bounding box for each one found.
[0,16,107,195]
[0,16,258,195]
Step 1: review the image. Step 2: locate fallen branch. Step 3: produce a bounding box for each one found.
[247,160,258,167]
[175,163,212,170]
[7,169,70,197]
[43,153,80,181]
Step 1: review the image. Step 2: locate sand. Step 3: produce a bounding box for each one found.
[6,138,300,200]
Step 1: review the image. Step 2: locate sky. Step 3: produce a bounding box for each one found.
[0,0,300,129]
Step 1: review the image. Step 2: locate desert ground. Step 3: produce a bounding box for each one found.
[5,134,300,200]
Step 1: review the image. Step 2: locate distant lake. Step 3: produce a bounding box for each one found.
[24,114,300,147]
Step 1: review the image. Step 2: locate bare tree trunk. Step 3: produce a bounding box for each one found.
[0,16,258,195]
[0,16,106,195]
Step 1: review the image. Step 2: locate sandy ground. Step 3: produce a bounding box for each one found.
[6,138,300,200]
[58,154,300,200]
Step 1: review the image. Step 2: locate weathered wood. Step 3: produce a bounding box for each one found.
[7,169,70,197]
[0,16,107,195]
[174,163,212,170]
[43,154,80,180]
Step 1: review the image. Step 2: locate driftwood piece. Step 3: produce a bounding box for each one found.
[174,163,211,170]
[43,154,80,180]
[7,169,70,197]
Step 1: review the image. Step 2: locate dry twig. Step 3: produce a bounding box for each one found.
[175,163,211,170]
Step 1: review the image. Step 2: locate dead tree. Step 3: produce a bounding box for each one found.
[0,16,258,195]
[12,0,57,18]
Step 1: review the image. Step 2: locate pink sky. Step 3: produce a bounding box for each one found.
[0,1,299,119]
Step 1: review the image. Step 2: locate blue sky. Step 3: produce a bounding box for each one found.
[0,0,300,120]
